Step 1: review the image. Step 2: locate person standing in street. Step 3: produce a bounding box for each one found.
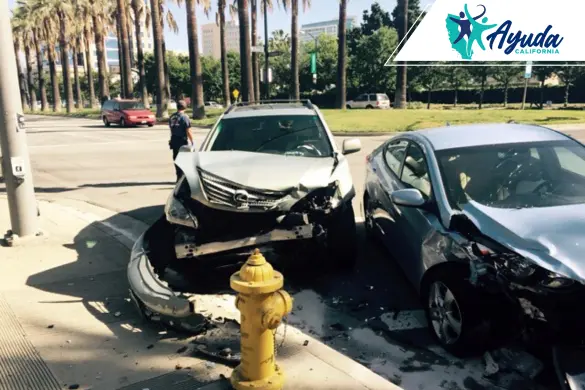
[168,100,194,181]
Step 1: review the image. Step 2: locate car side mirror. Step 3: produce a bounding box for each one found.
[391,188,426,208]
[342,138,361,155]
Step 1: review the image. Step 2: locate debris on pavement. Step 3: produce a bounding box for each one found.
[219,347,232,357]
[175,364,183,370]
[303,340,309,346]
[47,324,54,329]
[205,362,216,369]
[146,344,154,349]
[483,351,499,377]
[176,346,188,354]
[114,311,122,317]
[330,322,347,332]
[68,385,79,389]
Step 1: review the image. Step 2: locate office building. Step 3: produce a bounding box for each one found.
[300,17,357,42]
[201,21,241,60]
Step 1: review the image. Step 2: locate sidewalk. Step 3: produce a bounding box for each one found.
[0,195,400,390]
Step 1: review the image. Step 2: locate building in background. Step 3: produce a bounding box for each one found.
[201,20,241,60]
[300,17,357,43]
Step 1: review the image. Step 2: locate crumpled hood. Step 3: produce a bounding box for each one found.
[461,201,585,284]
[197,151,335,192]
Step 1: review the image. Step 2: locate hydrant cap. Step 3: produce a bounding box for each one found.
[230,249,284,294]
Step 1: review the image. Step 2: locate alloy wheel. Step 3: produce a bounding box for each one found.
[428,281,463,345]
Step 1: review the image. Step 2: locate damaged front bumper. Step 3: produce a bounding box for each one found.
[127,232,206,331]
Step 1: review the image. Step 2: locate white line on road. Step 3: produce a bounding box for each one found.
[28,138,165,149]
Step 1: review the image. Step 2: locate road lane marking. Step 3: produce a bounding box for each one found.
[28,139,165,149]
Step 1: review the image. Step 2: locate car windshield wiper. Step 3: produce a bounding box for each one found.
[252,126,325,153]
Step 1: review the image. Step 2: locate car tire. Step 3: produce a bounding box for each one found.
[422,267,492,357]
[148,123,154,127]
[366,105,373,109]
[103,117,110,127]
[346,104,352,109]
[120,118,126,128]
[327,203,358,270]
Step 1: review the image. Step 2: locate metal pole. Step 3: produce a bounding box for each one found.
[0,1,39,239]
[521,76,528,110]
[263,0,270,99]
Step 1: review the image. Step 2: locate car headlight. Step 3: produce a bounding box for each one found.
[165,179,198,229]
[540,273,575,289]
[148,115,155,119]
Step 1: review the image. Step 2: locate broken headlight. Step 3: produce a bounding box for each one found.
[165,177,198,229]
[540,273,575,289]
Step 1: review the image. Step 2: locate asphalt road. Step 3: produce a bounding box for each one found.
[4,115,585,389]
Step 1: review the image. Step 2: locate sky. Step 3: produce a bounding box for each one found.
[8,0,433,52]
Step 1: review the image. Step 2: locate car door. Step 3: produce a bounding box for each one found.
[391,142,438,283]
[112,101,121,122]
[353,94,366,108]
[372,139,409,256]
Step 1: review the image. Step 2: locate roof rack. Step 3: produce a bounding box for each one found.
[224,99,314,114]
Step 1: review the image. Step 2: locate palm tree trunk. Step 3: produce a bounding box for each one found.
[150,0,168,117]
[219,0,231,106]
[48,45,62,112]
[479,75,485,109]
[237,0,254,102]
[186,0,205,118]
[117,0,134,98]
[427,88,431,109]
[72,40,83,109]
[291,0,300,100]
[127,16,135,70]
[564,82,570,107]
[84,28,96,108]
[14,41,30,110]
[24,45,37,111]
[116,19,127,97]
[251,0,260,101]
[132,0,149,107]
[162,40,171,107]
[453,88,458,107]
[336,0,348,109]
[503,81,509,108]
[394,0,408,109]
[93,15,110,101]
[34,33,48,111]
[59,13,74,113]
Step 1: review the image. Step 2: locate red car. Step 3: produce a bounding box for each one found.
[101,99,156,127]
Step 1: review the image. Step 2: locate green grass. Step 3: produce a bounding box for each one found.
[27,106,585,133]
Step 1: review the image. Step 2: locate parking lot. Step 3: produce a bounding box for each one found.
[6,115,585,389]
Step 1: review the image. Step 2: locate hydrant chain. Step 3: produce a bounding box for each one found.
[229,249,293,390]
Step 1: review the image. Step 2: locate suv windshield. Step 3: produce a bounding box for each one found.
[209,114,333,157]
[436,140,585,209]
[119,101,146,110]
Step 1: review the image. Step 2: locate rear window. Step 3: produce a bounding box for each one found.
[377,94,389,101]
[208,114,333,158]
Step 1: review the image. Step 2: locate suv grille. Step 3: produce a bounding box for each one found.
[198,169,288,209]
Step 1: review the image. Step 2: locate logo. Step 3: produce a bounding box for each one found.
[446,3,563,60]
[233,189,249,207]
[446,4,496,60]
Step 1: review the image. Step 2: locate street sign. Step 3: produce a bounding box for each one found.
[11,157,25,178]
[524,61,533,79]
[251,45,264,53]
[233,89,240,99]
[310,53,317,74]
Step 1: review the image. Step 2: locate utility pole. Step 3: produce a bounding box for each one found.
[0,0,39,240]
[263,0,270,99]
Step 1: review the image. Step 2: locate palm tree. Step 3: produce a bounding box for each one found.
[32,0,61,111]
[237,0,254,102]
[12,6,36,110]
[11,15,30,110]
[150,0,167,117]
[217,0,231,105]
[131,0,150,107]
[186,0,209,119]
[72,36,84,109]
[89,0,112,101]
[117,0,134,98]
[51,0,76,113]
[250,0,260,101]
[336,0,348,109]
[79,2,96,108]
[21,0,49,111]
[394,0,408,109]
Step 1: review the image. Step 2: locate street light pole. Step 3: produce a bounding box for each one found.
[0,1,39,239]
[263,0,270,99]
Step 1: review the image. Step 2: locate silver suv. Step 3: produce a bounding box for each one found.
[127,100,362,328]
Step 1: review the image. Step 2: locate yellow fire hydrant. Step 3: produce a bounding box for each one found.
[230,248,293,390]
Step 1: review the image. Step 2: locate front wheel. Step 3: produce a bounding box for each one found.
[103,117,110,127]
[326,203,357,270]
[120,118,126,127]
[423,268,492,357]
[366,105,373,109]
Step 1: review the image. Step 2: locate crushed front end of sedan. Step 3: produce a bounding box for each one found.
[128,101,361,330]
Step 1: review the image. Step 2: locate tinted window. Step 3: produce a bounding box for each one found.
[119,101,146,110]
[102,101,110,110]
[401,144,432,197]
[369,94,377,101]
[355,94,366,102]
[436,140,585,209]
[384,140,408,176]
[209,115,333,158]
